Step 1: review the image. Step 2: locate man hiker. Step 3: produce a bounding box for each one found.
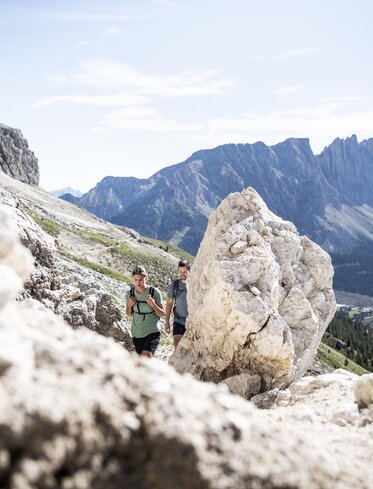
[165,260,190,349]
[125,266,165,358]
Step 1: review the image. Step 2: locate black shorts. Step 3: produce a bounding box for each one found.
[132,331,160,355]
[173,322,186,336]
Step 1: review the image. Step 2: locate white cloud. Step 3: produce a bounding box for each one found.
[102,106,202,132]
[253,48,321,61]
[318,96,366,103]
[205,102,373,153]
[42,10,150,22]
[35,59,233,136]
[44,58,235,96]
[149,0,181,7]
[275,86,303,95]
[0,6,152,22]
[75,40,88,47]
[92,127,109,134]
[279,48,321,58]
[32,93,147,108]
[104,26,122,38]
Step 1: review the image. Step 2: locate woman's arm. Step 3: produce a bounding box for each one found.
[126,296,136,317]
[146,295,165,318]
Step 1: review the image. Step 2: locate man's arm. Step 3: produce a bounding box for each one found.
[165,297,174,334]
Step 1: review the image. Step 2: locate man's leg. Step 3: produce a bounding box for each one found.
[172,322,186,349]
[173,334,183,349]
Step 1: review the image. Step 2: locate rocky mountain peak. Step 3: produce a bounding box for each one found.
[0,123,39,185]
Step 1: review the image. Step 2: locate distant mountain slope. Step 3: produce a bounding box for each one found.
[66,135,373,295]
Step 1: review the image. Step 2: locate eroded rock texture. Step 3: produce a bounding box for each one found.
[0,124,39,185]
[170,187,336,395]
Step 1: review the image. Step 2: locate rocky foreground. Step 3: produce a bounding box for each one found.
[1,195,373,488]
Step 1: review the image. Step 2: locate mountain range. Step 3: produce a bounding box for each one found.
[63,135,373,295]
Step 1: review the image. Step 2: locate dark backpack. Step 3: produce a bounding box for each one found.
[130,286,155,321]
[172,279,187,320]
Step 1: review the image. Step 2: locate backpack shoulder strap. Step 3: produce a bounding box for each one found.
[173,279,180,298]
[130,286,156,320]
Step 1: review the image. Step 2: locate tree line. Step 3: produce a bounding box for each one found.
[322,310,373,372]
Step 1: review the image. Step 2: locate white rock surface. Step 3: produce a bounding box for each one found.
[170,187,336,394]
[355,373,373,409]
[0,203,372,489]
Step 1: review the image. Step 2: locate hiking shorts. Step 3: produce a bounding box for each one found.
[132,331,160,355]
[173,322,186,336]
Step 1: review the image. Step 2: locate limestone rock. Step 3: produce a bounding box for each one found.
[229,240,247,255]
[6,194,57,268]
[250,389,280,409]
[355,373,373,410]
[170,187,336,395]
[221,373,261,398]
[0,124,39,185]
[0,208,34,308]
[0,206,372,489]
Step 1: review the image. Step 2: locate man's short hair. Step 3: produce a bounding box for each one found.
[132,265,148,277]
[178,259,191,270]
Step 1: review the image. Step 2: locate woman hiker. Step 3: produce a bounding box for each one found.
[125,266,165,358]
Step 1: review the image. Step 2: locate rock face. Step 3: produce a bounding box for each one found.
[0,204,372,489]
[170,188,336,395]
[0,123,39,185]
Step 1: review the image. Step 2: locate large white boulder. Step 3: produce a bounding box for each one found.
[170,187,336,394]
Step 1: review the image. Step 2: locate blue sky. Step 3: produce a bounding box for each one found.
[1,0,373,192]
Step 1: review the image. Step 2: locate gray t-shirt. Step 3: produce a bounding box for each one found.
[167,279,188,326]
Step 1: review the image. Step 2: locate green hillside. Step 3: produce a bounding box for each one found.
[317,342,369,375]
[322,311,373,372]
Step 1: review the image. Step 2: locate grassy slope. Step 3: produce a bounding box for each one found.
[141,236,195,263]
[27,211,192,290]
[318,342,369,375]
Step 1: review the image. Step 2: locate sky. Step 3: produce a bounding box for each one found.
[1,0,373,193]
